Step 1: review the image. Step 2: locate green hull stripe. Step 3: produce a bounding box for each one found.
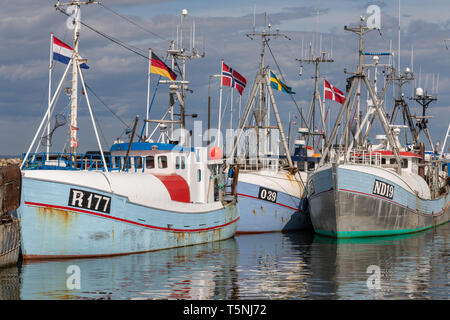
[315,221,449,239]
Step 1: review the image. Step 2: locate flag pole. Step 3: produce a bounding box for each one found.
[238,94,242,129]
[288,111,291,154]
[323,78,326,134]
[145,48,152,140]
[230,85,233,131]
[47,33,54,160]
[217,59,224,147]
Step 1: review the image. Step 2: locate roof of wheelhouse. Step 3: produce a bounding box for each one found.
[110,142,194,153]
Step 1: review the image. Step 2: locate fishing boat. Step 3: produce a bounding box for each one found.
[227,18,309,233]
[17,2,239,259]
[307,18,450,238]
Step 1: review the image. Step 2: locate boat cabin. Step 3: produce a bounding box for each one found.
[109,142,222,204]
[350,150,422,174]
[291,128,321,172]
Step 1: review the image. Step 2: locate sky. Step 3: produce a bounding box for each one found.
[0,0,449,156]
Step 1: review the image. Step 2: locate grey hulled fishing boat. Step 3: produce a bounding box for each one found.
[307,18,450,238]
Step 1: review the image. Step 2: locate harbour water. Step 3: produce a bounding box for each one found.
[1,222,448,300]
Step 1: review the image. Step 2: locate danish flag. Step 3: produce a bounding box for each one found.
[221,61,247,95]
[324,79,346,104]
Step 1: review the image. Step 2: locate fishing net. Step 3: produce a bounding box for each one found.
[40,114,67,147]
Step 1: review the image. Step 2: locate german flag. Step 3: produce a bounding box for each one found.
[151,52,177,81]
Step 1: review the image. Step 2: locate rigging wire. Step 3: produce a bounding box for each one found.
[87,97,111,151]
[265,41,309,132]
[83,82,132,130]
[83,83,144,148]
[98,3,170,44]
[55,7,178,146]
[83,82,144,143]
[56,6,153,61]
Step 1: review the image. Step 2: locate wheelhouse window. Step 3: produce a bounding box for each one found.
[175,156,186,170]
[401,159,408,168]
[114,156,121,168]
[158,155,168,169]
[135,157,143,169]
[146,156,154,169]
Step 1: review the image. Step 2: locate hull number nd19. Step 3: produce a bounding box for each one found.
[258,187,278,203]
[372,179,394,200]
[68,188,111,213]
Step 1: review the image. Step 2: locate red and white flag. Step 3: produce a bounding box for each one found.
[221,62,247,95]
[324,79,345,104]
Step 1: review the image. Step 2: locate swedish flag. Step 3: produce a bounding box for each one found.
[270,71,295,94]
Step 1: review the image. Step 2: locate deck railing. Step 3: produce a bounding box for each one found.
[234,156,283,171]
[21,152,146,173]
[349,150,382,166]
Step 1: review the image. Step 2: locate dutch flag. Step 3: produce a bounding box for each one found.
[52,34,89,69]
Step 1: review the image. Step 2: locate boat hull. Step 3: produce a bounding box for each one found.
[236,171,311,233]
[0,216,20,267]
[308,164,450,238]
[18,174,239,259]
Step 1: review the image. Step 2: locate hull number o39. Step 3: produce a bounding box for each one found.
[258,187,278,203]
[68,188,111,213]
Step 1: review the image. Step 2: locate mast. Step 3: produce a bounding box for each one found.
[47,33,54,159]
[319,17,402,173]
[70,3,80,154]
[411,89,437,152]
[23,1,109,176]
[297,47,334,153]
[145,9,204,147]
[55,0,98,154]
[230,14,294,170]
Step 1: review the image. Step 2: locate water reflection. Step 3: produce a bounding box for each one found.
[0,265,20,300]
[310,226,449,299]
[234,231,314,299]
[19,239,239,300]
[5,223,449,300]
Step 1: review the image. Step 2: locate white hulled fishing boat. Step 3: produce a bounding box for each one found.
[18,3,238,259]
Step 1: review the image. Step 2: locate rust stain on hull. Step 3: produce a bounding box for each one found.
[285,172,305,197]
[36,207,78,239]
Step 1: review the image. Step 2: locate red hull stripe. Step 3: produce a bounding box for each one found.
[153,174,190,203]
[24,201,238,232]
[236,193,300,212]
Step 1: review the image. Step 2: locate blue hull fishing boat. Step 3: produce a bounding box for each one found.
[227,18,310,233]
[18,3,238,259]
[235,171,308,233]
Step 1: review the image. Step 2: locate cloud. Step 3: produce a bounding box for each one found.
[0,0,449,155]
[0,60,47,81]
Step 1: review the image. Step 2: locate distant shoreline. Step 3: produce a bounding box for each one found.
[0,158,21,166]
